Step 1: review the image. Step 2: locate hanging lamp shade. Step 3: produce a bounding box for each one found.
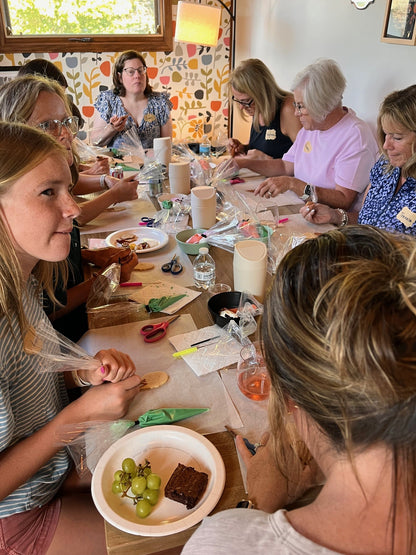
[175,1,222,47]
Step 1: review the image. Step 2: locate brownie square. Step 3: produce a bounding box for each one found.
[164,463,209,509]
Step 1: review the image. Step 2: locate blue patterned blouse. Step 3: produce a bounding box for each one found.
[94,90,172,150]
[358,156,416,235]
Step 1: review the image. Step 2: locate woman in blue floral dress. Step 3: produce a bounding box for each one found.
[91,50,172,151]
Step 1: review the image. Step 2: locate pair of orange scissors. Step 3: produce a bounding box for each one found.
[140,315,180,343]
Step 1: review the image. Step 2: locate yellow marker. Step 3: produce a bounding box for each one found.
[172,347,197,358]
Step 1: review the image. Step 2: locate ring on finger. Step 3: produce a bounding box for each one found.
[266,191,272,199]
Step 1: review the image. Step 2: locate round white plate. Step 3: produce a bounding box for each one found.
[105,227,169,253]
[91,425,225,537]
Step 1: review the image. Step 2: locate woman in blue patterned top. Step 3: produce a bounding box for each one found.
[301,85,416,235]
[91,50,173,151]
[0,122,143,553]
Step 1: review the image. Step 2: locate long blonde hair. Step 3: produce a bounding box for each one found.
[230,58,291,131]
[263,225,416,552]
[0,74,79,185]
[0,121,68,334]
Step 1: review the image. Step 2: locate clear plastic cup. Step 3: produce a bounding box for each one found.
[208,283,231,296]
[237,342,270,401]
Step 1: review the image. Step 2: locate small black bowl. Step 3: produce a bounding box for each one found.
[208,291,248,328]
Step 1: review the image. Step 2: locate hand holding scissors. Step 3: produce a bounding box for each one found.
[140,315,180,343]
[161,254,183,275]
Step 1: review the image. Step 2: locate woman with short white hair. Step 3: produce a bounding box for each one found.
[238,58,378,211]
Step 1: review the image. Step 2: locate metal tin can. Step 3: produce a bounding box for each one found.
[110,165,124,179]
[148,179,163,197]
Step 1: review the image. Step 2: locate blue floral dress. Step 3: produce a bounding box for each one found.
[358,156,416,235]
[94,90,172,150]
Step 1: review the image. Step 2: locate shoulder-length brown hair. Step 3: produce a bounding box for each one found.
[112,50,153,97]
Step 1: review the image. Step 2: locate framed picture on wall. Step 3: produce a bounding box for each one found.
[0,66,19,85]
[382,0,416,44]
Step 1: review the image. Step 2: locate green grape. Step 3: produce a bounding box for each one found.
[112,457,160,519]
[131,476,147,496]
[136,499,152,518]
[112,480,123,494]
[122,457,136,474]
[146,473,161,490]
[143,488,159,506]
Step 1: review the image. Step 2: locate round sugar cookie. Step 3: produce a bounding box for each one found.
[135,262,155,271]
[141,371,169,390]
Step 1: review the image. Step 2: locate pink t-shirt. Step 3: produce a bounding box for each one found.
[283,109,378,211]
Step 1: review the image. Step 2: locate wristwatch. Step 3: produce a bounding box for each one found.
[300,183,313,202]
[236,500,255,509]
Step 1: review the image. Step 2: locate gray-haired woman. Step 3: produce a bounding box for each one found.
[244,58,378,211]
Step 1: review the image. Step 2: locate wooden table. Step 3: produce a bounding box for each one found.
[81,189,304,554]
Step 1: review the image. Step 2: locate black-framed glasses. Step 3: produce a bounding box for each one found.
[37,116,79,137]
[293,102,307,114]
[123,67,147,76]
[232,96,254,108]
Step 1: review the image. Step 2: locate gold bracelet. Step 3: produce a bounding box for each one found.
[72,370,91,387]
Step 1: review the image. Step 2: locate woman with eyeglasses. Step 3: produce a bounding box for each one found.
[228,59,301,160]
[246,59,378,211]
[91,50,173,151]
[0,75,140,225]
[17,58,110,178]
[0,75,139,341]
[0,122,143,554]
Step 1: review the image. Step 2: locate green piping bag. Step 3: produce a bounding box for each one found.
[146,294,186,312]
[110,407,209,436]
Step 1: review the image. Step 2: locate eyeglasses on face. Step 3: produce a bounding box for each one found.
[232,96,254,108]
[293,102,307,114]
[123,66,147,76]
[37,116,79,137]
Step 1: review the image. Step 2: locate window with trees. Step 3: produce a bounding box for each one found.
[0,0,172,52]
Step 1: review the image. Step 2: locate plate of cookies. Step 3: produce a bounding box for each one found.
[105,227,169,253]
[91,425,225,536]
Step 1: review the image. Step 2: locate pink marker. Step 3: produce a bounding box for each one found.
[120,282,143,287]
[278,218,289,224]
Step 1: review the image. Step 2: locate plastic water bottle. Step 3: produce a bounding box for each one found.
[199,135,211,158]
[193,247,216,289]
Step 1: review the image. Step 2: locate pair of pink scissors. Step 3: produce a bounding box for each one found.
[140,315,180,343]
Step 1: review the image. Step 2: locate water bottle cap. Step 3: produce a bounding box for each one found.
[199,247,209,254]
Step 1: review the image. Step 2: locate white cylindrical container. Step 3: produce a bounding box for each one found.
[191,186,216,229]
[153,137,171,167]
[169,161,191,194]
[233,240,268,300]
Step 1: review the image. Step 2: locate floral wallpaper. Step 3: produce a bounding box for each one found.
[0,0,232,145]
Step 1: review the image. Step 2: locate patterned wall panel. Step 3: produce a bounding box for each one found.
[0,1,231,145]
